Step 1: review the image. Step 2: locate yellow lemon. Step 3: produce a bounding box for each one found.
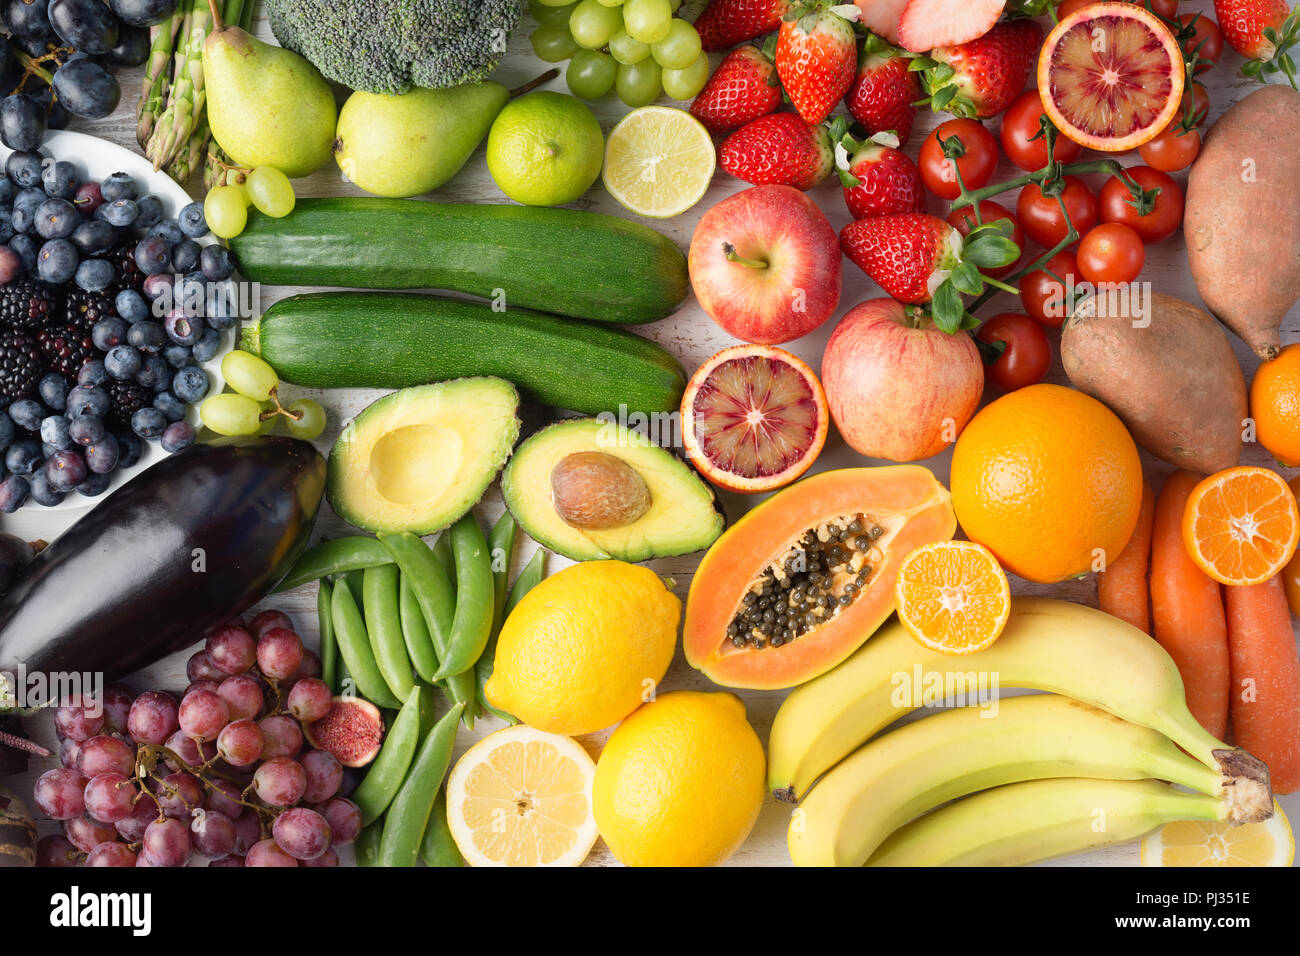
[593,691,766,867]
[484,560,679,736]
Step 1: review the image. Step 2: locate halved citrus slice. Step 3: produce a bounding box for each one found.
[1142,801,1294,867]
[445,725,598,867]
[681,344,828,494]
[1037,2,1184,152]
[894,540,1011,655]
[602,106,716,218]
[1181,466,1300,586]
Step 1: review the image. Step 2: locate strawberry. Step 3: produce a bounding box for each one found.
[854,0,908,44]
[838,135,927,220]
[719,112,835,189]
[775,2,860,125]
[917,18,1042,119]
[897,0,1006,53]
[846,39,920,144]
[1215,0,1300,87]
[696,0,793,51]
[690,46,783,134]
[840,213,962,303]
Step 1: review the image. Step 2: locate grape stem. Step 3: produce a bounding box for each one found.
[259,387,305,425]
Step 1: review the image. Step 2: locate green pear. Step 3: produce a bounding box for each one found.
[334,83,509,198]
[201,0,336,178]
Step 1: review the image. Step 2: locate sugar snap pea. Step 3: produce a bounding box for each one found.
[432,514,494,681]
[330,578,402,710]
[318,578,339,694]
[420,789,464,867]
[378,702,464,867]
[430,530,454,580]
[488,512,517,628]
[353,685,424,825]
[355,820,383,867]
[275,536,393,592]
[399,573,440,683]
[363,564,415,702]
[507,548,548,616]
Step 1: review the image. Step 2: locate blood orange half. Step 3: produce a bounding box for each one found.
[1037,2,1184,152]
[681,345,828,494]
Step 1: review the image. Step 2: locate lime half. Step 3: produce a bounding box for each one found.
[602,106,715,218]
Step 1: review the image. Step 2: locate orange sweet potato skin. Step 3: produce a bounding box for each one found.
[1062,292,1246,473]
[1185,85,1300,360]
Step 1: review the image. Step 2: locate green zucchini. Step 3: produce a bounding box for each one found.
[243,292,687,415]
[228,198,688,324]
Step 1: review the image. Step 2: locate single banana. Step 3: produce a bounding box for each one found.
[786,693,1241,867]
[769,597,1269,814]
[868,777,1228,867]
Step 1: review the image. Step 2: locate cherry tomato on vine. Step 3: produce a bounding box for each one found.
[1176,12,1222,72]
[976,313,1053,392]
[1019,249,1080,328]
[1016,175,1099,248]
[1000,90,1083,172]
[1125,0,1180,18]
[918,118,999,200]
[1099,166,1184,244]
[947,200,1025,279]
[1077,222,1146,284]
[1138,124,1201,171]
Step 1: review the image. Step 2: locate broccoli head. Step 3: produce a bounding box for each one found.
[265,0,523,95]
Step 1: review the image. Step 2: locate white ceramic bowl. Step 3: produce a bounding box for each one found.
[1,130,234,539]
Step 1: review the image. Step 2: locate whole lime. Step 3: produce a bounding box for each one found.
[486,91,604,206]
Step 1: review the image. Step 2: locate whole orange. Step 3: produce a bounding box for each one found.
[950,384,1143,583]
[1251,344,1300,467]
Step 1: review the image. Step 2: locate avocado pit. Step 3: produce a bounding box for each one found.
[551,451,652,530]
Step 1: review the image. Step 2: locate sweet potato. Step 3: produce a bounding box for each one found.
[1185,84,1300,360]
[1061,292,1246,473]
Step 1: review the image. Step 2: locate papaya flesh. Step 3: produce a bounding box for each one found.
[684,467,956,689]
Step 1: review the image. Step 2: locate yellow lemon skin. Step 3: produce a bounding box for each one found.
[484,560,679,736]
[593,691,766,867]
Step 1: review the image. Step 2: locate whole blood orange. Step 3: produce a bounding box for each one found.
[1038,2,1184,152]
[950,384,1143,584]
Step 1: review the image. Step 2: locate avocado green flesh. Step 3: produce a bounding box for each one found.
[502,418,724,562]
[328,378,520,534]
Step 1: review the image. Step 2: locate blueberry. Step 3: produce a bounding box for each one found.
[38,373,68,411]
[171,366,208,404]
[133,194,163,230]
[0,180,15,206]
[77,472,111,497]
[199,244,233,282]
[6,150,44,188]
[8,234,36,271]
[66,385,109,417]
[0,415,13,451]
[36,237,78,283]
[126,319,165,353]
[164,311,203,346]
[71,219,115,256]
[131,406,166,439]
[114,289,148,323]
[76,360,107,388]
[10,203,34,235]
[99,197,137,227]
[152,391,186,422]
[40,442,59,459]
[147,219,183,246]
[191,326,222,364]
[161,421,195,454]
[91,316,128,351]
[83,432,118,474]
[39,415,71,449]
[41,161,78,199]
[171,238,200,273]
[134,234,169,275]
[99,172,136,202]
[29,471,65,506]
[4,437,41,475]
[44,449,86,492]
[161,343,192,368]
[75,257,113,292]
[0,207,13,244]
[68,413,104,446]
[0,475,30,512]
[141,271,172,303]
[104,344,142,380]
[114,429,143,468]
[135,353,168,390]
[8,399,43,431]
[34,197,79,239]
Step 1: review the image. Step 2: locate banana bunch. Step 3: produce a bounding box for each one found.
[773,597,1274,867]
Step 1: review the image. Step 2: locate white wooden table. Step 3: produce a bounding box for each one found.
[7,0,1299,867]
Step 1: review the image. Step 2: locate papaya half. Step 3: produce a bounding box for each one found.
[684,467,956,689]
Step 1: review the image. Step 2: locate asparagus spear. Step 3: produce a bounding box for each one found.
[151,0,214,170]
[136,7,181,149]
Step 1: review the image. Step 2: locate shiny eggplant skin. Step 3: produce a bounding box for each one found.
[0,436,326,686]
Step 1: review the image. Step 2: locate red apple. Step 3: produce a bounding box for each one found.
[821,299,984,462]
[688,185,841,345]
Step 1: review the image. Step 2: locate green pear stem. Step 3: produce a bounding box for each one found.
[722,243,768,269]
[208,0,224,30]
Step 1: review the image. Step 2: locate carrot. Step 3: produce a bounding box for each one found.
[1149,470,1230,738]
[1224,576,1300,794]
[1098,481,1155,633]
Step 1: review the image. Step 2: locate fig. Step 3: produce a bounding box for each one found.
[304,697,384,768]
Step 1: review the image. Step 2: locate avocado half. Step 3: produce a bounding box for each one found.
[501,418,725,562]
[328,377,520,534]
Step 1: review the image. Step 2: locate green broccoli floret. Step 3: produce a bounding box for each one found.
[265,0,523,95]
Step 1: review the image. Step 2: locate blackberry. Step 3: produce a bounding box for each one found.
[0,329,42,401]
[60,288,117,335]
[37,324,96,381]
[110,240,145,294]
[105,379,151,428]
[0,278,60,331]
